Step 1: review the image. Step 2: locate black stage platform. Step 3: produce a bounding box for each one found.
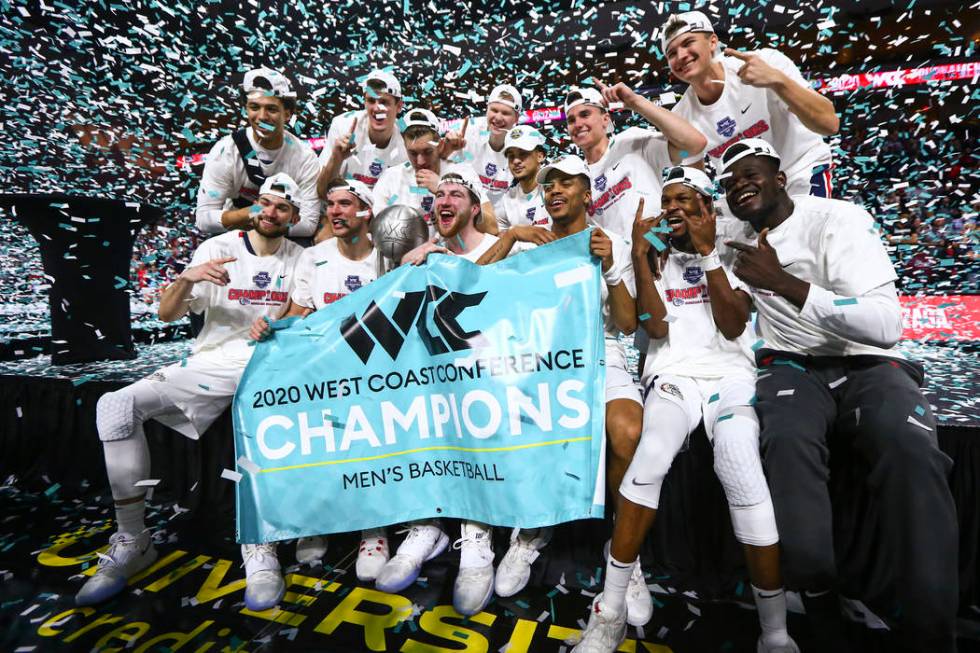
[1,339,978,652]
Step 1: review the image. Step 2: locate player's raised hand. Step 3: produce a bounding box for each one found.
[249,316,272,341]
[415,168,440,193]
[332,118,358,160]
[438,116,468,159]
[401,236,451,266]
[509,225,557,245]
[725,49,784,88]
[180,256,236,286]
[630,199,657,253]
[726,228,784,290]
[595,80,638,110]
[589,227,614,272]
[683,197,718,256]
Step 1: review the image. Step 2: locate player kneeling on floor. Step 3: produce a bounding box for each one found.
[574,167,797,653]
[81,174,305,612]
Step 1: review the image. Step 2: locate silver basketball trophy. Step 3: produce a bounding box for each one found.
[371,205,429,275]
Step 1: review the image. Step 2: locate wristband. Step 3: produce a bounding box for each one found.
[700,249,721,272]
[602,265,623,287]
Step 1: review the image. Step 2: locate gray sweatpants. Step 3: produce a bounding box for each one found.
[754,349,958,652]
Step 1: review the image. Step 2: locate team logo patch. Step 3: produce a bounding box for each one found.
[525,207,536,221]
[660,382,684,400]
[253,271,272,289]
[485,163,498,177]
[344,275,363,293]
[369,159,384,176]
[683,266,704,285]
[716,117,737,138]
[422,196,433,212]
[594,174,607,192]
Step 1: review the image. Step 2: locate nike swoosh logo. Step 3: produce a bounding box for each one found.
[740,104,751,114]
[610,560,633,569]
[781,263,794,268]
[757,590,784,599]
[631,478,657,486]
[611,162,621,171]
[278,274,288,278]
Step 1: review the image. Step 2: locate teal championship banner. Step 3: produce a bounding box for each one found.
[232,229,607,543]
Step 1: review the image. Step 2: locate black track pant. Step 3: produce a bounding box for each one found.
[755,349,958,652]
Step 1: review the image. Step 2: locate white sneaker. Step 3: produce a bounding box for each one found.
[357,528,389,581]
[757,634,801,653]
[603,540,653,627]
[76,531,156,606]
[453,522,495,615]
[295,535,328,565]
[375,521,449,593]
[572,594,627,653]
[495,527,551,597]
[242,543,285,611]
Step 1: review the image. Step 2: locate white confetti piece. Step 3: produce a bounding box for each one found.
[777,389,795,397]
[134,479,160,487]
[828,376,848,389]
[220,469,242,483]
[907,415,933,431]
[237,456,260,474]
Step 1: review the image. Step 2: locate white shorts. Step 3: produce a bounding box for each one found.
[644,372,755,441]
[605,339,641,405]
[144,351,247,439]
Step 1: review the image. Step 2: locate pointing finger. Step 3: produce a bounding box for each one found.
[724,48,752,61]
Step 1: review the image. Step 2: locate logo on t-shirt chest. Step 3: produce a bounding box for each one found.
[716,117,737,138]
[682,266,704,285]
[665,283,709,306]
[589,176,633,215]
[253,271,271,289]
[369,159,384,177]
[344,275,363,293]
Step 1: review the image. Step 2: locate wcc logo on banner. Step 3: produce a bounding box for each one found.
[232,230,607,544]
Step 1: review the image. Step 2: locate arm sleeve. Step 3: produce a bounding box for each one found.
[195,140,234,233]
[799,281,903,349]
[290,149,322,237]
[290,250,317,309]
[758,49,813,109]
[639,128,673,171]
[823,209,899,297]
[614,235,637,298]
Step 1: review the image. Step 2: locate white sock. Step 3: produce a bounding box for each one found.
[115,499,146,537]
[602,555,634,614]
[752,584,790,644]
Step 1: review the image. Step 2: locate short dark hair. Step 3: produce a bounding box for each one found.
[403,124,439,142]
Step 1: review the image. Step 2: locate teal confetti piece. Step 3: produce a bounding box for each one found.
[833,297,858,306]
[315,259,328,266]
[638,312,651,321]
[708,393,719,403]
[44,483,61,497]
[914,405,925,416]
[717,413,734,422]
[751,339,765,352]
[409,186,428,194]
[643,232,667,252]
[198,384,210,391]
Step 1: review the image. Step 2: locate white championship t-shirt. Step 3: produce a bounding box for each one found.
[187,231,304,362]
[586,127,673,240]
[672,50,832,189]
[460,120,513,219]
[500,183,550,230]
[372,161,487,238]
[641,247,756,381]
[743,195,902,358]
[291,238,381,310]
[317,110,408,189]
[196,129,321,237]
[598,230,637,371]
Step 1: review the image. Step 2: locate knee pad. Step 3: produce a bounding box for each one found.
[97,391,135,442]
[730,497,779,546]
[618,433,677,510]
[713,414,769,507]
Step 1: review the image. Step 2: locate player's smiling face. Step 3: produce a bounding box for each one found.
[566,104,609,150]
[434,183,477,238]
[666,32,717,82]
[723,156,786,227]
[486,101,519,136]
[256,194,296,237]
[505,147,543,182]
[542,171,590,222]
[245,94,290,143]
[661,183,704,242]
[364,90,402,134]
[326,190,368,239]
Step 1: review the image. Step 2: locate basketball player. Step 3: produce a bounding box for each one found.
[499,126,551,231]
[564,81,707,238]
[80,174,305,612]
[661,11,838,197]
[573,166,797,653]
[196,67,321,237]
[721,139,957,652]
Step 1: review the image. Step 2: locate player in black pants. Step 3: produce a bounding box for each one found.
[720,138,958,652]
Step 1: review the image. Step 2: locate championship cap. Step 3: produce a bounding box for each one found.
[660,11,715,53]
[259,173,300,206]
[663,166,715,197]
[563,86,606,114]
[537,155,590,185]
[488,84,523,114]
[365,69,402,98]
[720,138,781,172]
[503,126,546,154]
[328,179,373,208]
[438,167,485,204]
[243,67,297,99]
[401,107,441,133]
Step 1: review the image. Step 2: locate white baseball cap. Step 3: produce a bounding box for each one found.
[488,84,523,114]
[720,138,781,172]
[537,155,590,185]
[503,126,546,154]
[663,166,715,197]
[243,67,297,99]
[364,69,402,98]
[660,11,715,53]
[438,167,484,204]
[259,172,300,206]
[401,107,441,133]
[328,178,373,208]
[563,86,606,114]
